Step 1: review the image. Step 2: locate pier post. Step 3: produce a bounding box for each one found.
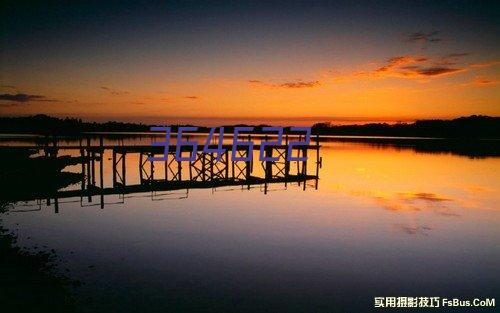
[265,146,272,179]
[87,143,92,201]
[122,152,126,186]
[210,153,214,181]
[81,148,86,191]
[139,152,144,182]
[189,154,193,181]
[284,135,290,186]
[100,151,104,209]
[231,154,235,180]
[112,150,117,187]
[315,134,320,190]
[224,150,229,179]
[91,152,96,186]
[178,155,182,181]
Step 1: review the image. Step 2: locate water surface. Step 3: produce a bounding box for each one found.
[1,138,499,312]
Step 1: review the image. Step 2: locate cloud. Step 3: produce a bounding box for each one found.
[398,192,452,202]
[370,191,455,214]
[101,86,130,96]
[1,85,16,89]
[394,223,432,236]
[185,96,199,99]
[405,31,442,43]
[433,53,470,66]
[0,93,58,103]
[249,79,321,89]
[462,76,500,87]
[469,60,500,68]
[375,196,417,212]
[446,53,470,58]
[374,55,463,77]
[474,78,499,85]
[279,81,321,88]
[372,55,428,73]
[342,54,468,80]
[412,66,464,76]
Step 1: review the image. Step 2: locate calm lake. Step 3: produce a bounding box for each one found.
[1,135,499,312]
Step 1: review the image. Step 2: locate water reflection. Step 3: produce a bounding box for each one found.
[321,136,500,158]
[1,136,321,210]
[0,136,499,312]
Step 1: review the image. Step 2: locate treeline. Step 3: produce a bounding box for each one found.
[0,115,150,134]
[312,115,500,138]
[0,114,499,138]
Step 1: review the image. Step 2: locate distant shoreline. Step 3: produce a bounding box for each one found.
[0,114,499,139]
[0,131,446,139]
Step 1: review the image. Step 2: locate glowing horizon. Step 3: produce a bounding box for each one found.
[1,1,499,124]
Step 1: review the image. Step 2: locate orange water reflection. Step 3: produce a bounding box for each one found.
[2,138,499,312]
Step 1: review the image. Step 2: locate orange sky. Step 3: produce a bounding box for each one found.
[1,2,499,125]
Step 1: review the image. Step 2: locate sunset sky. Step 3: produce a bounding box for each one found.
[1,1,499,125]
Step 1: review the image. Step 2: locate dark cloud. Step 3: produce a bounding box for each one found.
[394,223,432,236]
[185,96,199,99]
[405,192,452,202]
[372,190,454,212]
[1,85,16,89]
[101,86,130,96]
[446,53,470,58]
[374,56,428,74]
[465,76,500,86]
[0,93,58,103]
[434,53,470,66]
[249,79,321,89]
[413,67,463,76]
[406,31,442,43]
[278,81,321,88]
[356,55,465,79]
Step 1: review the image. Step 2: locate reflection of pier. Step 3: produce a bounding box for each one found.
[2,135,322,211]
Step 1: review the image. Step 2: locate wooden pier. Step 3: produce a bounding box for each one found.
[1,135,323,211]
